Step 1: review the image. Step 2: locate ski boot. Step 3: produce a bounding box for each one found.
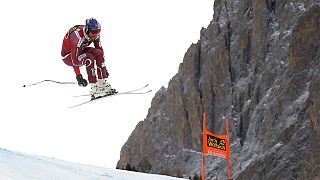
[90,82,109,100]
[97,79,118,95]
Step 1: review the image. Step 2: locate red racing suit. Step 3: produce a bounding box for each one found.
[61,25,108,83]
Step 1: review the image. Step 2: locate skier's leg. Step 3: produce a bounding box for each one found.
[87,48,117,94]
[62,53,82,76]
[87,48,108,79]
[62,53,72,66]
[82,53,101,99]
[82,53,97,84]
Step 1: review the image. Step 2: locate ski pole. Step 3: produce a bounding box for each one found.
[23,80,76,87]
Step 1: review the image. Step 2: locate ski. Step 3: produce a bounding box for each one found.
[73,84,150,97]
[23,80,76,87]
[69,84,151,108]
[69,90,152,108]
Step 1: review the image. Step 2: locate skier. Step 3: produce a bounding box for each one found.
[61,18,117,99]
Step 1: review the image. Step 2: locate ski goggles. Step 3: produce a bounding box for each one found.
[89,29,101,35]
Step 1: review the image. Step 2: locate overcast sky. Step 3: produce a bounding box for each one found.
[0,0,214,168]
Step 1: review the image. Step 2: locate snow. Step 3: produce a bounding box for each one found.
[0,148,186,180]
[290,2,306,12]
[271,142,284,152]
[182,148,202,155]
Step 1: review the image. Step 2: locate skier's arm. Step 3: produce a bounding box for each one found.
[94,35,103,51]
[73,67,81,76]
[71,41,87,86]
[69,33,87,86]
[70,35,82,76]
[94,35,109,78]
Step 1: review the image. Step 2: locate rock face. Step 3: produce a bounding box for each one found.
[117,0,320,179]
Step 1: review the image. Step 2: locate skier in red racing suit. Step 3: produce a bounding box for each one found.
[61,18,117,99]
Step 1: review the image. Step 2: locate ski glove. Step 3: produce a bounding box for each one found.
[76,74,88,87]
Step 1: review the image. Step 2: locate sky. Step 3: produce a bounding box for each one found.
[0,0,214,168]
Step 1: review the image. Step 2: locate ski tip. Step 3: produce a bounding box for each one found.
[73,94,90,97]
[68,106,78,109]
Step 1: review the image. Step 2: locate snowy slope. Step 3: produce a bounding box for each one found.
[0,148,186,180]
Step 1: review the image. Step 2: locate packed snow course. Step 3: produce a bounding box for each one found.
[0,148,185,180]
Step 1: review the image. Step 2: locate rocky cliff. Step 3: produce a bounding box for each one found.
[117,0,320,179]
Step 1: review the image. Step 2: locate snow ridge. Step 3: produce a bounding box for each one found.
[0,148,185,180]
